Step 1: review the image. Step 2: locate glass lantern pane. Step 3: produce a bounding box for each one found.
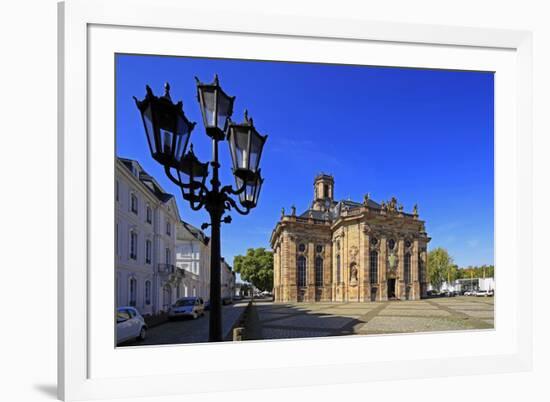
[248,131,263,173]
[143,105,157,155]
[235,129,250,170]
[200,88,216,127]
[216,92,232,131]
[160,129,173,156]
[173,116,191,161]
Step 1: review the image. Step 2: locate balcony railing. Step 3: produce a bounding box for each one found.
[158,263,175,274]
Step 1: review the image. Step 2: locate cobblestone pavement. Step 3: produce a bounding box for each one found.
[246,296,494,340]
[121,302,249,346]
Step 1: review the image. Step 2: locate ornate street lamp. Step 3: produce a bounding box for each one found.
[134,76,267,342]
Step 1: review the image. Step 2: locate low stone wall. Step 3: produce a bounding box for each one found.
[225,300,252,341]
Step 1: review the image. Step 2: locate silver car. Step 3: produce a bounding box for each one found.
[168,297,205,319]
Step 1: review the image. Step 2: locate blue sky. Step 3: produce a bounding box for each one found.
[116,54,494,270]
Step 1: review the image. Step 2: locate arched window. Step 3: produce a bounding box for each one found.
[144,281,151,305]
[129,278,137,306]
[145,239,152,264]
[315,257,323,286]
[369,251,378,284]
[336,254,341,284]
[297,255,307,287]
[404,253,411,284]
[129,231,137,260]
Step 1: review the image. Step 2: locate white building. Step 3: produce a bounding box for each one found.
[175,221,211,300]
[221,258,236,300]
[115,158,184,316]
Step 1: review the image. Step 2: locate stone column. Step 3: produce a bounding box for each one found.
[284,233,297,302]
[324,242,332,301]
[397,238,405,300]
[379,237,387,301]
[343,228,348,302]
[361,226,370,302]
[273,246,279,301]
[307,240,315,302]
[412,239,420,300]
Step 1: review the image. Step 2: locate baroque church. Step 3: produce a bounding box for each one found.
[270,174,431,302]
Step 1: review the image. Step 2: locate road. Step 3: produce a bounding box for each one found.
[245,296,494,340]
[121,301,249,346]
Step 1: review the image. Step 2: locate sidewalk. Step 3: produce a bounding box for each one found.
[122,302,249,346]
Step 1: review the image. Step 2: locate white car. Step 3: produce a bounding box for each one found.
[168,297,205,320]
[475,290,494,297]
[116,307,147,344]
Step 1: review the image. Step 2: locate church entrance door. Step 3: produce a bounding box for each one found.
[387,279,396,299]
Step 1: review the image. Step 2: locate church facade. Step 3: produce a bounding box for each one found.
[270,174,431,303]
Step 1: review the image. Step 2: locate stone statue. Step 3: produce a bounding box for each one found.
[281,207,285,217]
[350,264,358,283]
[388,252,397,270]
[291,205,296,216]
[389,197,397,212]
[413,204,419,216]
[363,193,370,206]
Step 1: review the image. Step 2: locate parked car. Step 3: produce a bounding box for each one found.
[233,295,243,301]
[168,297,205,319]
[463,290,475,296]
[475,290,494,297]
[222,297,233,305]
[116,307,147,344]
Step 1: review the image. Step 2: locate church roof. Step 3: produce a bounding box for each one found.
[299,197,384,222]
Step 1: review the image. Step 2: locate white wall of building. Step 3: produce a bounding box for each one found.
[116,158,181,316]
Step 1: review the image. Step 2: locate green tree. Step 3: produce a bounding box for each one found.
[427,247,454,290]
[233,248,274,292]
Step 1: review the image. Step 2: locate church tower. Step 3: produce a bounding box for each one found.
[312,173,334,211]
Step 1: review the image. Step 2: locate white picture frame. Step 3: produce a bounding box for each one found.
[58,0,533,400]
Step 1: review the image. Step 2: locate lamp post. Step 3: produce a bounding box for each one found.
[134,75,267,342]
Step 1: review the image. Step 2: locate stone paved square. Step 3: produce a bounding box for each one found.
[245,296,494,340]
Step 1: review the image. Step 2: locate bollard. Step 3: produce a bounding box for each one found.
[233,327,244,341]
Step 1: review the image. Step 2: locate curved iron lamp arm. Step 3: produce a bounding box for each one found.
[176,170,206,211]
[164,165,210,195]
[221,180,247,197]
[225,195,251,216]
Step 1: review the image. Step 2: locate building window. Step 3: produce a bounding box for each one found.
[129,278,137,307]
[145,281,151,305]
[145,240,152,264]
[369,251,378,284]
[388,239,396,250]
[165,248,171,264]
[404,253,411,284]
[130,193,138,214]
[316,244,323,253]
[315,257,323,286]
[298,243,306,252]
[146,206,152,224]
[130,231,137,260]
[297,255,307,287]
[371,237,378,246]
[166,221,171,236]
[336,254,341,284]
